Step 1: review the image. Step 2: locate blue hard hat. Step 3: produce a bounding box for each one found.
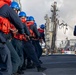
[28,16,34,21]
[19,11,26,17]
[40,24,45,29]
[10,1,20,10]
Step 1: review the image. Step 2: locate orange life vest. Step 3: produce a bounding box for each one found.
[14,34,24,41]
[14,34,27,41]
[0,0,11,8]
[38,28,44,33]
[11,24,27,41]
[26,22,36,38]
[0,17,11,34]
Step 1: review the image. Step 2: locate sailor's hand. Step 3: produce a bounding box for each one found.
[13,30,18,34]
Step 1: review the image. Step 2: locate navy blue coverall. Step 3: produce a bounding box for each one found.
[22,23,41,68]
[0,33,12,75]
[30,25,43,59]
[0,4,25,74]
[11,23,29,69]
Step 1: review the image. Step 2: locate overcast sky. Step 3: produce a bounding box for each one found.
[20,0,76,44]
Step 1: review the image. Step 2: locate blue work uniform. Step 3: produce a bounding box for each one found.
[0,4,25,74]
